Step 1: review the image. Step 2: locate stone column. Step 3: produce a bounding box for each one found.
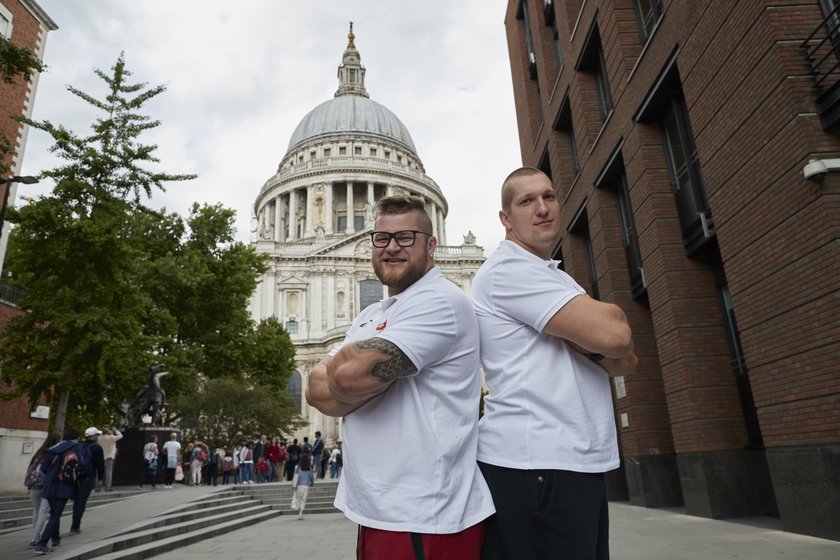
[274,196,283,242]
[305,185,314,238]
[288,189,298,240]
[346,181,355,234]
[430,203,438,239]
[325,183,334,234]
[366,182,375,227]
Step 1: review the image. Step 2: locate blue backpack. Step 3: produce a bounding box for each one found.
[76,443,94,477]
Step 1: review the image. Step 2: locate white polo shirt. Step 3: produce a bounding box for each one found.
[329,266,495,533]
[472,241,619,473]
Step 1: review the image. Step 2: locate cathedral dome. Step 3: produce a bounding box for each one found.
[286,95,417,156]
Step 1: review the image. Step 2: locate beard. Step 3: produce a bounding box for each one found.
[372,252,430,294]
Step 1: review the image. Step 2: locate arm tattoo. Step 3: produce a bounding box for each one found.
[354,338,417,383]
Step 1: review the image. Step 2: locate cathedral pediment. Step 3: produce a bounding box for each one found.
[308,229,372,257]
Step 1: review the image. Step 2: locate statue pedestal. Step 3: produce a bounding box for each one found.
[114,426,180,487]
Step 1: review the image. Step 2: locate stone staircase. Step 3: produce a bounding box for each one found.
[16,480,340,560]
[0,490,137,536]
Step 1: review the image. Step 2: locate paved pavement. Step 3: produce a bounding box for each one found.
[4,483,839,559]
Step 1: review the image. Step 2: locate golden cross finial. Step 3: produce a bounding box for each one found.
[348,22,355,48]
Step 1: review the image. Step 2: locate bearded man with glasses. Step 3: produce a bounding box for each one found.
[306,195,494,559]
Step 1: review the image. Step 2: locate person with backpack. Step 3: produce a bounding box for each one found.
[33,427,82,555]
[190,443,206,486]
[137,435,159,489]
[25,432,61,549]
[284,438,301,481]
[68,427,105,535]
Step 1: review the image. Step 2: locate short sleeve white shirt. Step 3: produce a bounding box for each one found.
[329,267,495,534]
[472,241,619,472]
[162,440,180,457]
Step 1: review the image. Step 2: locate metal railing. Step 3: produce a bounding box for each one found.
[801,4,840,91]
[0,280,25,306]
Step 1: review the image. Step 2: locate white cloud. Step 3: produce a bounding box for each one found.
[21,0,520,255]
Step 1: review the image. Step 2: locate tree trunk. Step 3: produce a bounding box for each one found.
[53,366,74,434]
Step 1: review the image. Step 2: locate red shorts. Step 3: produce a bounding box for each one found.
[356,521,485,560]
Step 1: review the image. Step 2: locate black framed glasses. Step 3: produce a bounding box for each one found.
[370,230,431,248]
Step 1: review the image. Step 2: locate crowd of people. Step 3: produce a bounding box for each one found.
[140,431,343,487]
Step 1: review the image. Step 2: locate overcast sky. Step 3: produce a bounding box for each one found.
[19,1,522,256]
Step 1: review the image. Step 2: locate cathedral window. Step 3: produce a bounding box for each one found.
[359,279,384,310]
[285,320,299,334]
[370,147,377,157]
[355,146,362,155]
[339,146,347,155]
[324,147,331,156]
[286,370,302,407]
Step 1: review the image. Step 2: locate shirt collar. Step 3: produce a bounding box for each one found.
[499,240,562,270]
[379,266,442,311]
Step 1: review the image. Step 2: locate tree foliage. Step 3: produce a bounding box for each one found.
[171,372,304,452]
[0,54,293,437]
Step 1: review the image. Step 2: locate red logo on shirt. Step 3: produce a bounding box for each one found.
[376,320,387,331]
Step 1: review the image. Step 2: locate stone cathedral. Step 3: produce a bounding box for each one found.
[249,26,484,445]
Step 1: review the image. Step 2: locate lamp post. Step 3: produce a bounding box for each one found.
[0,175,39,240]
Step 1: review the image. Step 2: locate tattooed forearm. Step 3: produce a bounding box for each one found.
[354,338,417,383]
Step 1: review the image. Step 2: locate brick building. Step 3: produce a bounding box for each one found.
[0,0,55,495]
[504,0,838,541]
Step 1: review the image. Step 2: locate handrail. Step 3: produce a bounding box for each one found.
[801,4,840,90]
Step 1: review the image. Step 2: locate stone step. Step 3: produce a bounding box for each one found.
[51,506,278,560]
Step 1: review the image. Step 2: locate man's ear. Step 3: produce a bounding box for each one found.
[428,234,438,256]
[499,209,511,230]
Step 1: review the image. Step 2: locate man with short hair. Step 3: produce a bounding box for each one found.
[472,167,638,560]
[69,427,105,535]
[97,426,122,492]
[307,195,494,559]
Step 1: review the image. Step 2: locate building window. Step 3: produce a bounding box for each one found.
[355,146,362,155]
[616,173,645,299]
[359,279,383,310]
[567,203,600,300]
[384,149,391,159]
[285,320,299,335]
[370,147,377,157]
[662,95,714,254]
[337,215,347,232]
[354,215,364,231]
[310,150,316,160]
[339,146,347,155]
[349,68,356,82]
[323,147,331,157]
[553,94,580,181]
[544,1,563,73]
[286,370,302,407]
[576,26,613,121]
[537,147,552,180]
[635,0,664,43]
[517,0,538,80]
[0,4,11,39]
[595,50,614,119]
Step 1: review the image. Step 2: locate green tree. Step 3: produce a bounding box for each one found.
[168,315,300,449]
[0,53,194,431]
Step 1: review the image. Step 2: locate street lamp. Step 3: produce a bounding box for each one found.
[0,175,39,240]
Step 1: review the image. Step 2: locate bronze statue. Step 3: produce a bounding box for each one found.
[126,364,169,426]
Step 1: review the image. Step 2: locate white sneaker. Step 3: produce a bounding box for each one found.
[297,513,304,520]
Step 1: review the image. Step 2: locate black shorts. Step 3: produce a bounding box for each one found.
[478,462,610,560]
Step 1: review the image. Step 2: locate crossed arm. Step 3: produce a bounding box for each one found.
[544,293,638,377]
[305,337,418,417]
